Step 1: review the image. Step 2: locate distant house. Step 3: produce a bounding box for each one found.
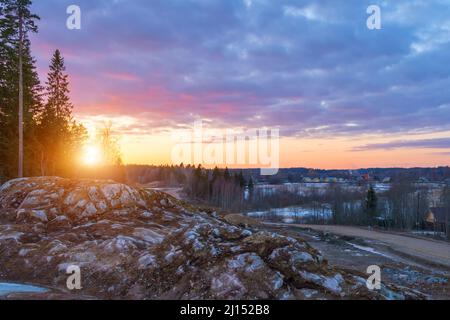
[424,207,449,232]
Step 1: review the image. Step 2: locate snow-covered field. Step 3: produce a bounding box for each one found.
[247,206,332,223]
[254,182,392,197]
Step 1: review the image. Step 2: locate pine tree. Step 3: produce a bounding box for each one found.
[212,166,221,182]
[0,0,41,180]
[45,49,73,119]
[247,176,255,203]
[365,185,378,224]
[36,49,86,176]
[224,167,230,181]
[248,176,254,190]
[237,170,246,188]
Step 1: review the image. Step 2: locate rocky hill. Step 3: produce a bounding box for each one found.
[0,177,423,299]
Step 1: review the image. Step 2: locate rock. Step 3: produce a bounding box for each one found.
[0,177,425,300]
[47,216,72,232]
[223,214,262,228]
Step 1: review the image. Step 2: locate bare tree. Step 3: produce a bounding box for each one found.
[98,121,122,166]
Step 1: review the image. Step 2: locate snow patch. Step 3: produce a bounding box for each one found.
[138,254,158,270]
[347,242,393,259]
[211,273,246,297]
[133,228,165,244]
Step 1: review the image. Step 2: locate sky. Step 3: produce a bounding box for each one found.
[29,0,450,169]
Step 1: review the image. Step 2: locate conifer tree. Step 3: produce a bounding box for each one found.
[36,49,87,176]
[224,167,230,181]
[365,185,378,224]
[0,0,41,180]
[248,176,254,190]
[237,170,246,188]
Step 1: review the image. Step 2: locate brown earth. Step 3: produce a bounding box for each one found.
[223,214,263,228]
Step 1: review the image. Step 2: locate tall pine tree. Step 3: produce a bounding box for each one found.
[36,49,87,176]
[0,0,41,181]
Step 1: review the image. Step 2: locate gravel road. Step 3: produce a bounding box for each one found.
[271,224,450,268]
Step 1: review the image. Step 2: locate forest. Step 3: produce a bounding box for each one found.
[0,0,125,184]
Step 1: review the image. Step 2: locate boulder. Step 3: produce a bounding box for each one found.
[0,177,424,300]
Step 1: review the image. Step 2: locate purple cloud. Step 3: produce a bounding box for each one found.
[29,0,450,137]
[354,138,450,151]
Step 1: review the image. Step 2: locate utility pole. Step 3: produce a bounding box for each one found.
[18,8,24,178]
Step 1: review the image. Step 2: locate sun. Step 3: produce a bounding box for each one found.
[82,145,102,166]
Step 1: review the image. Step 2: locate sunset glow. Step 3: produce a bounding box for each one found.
[28,1,450,169]
[82,145,102,166]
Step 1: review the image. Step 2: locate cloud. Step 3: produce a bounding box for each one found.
[29,0,450,138]
[354,138,450,151]
[283,5,325,22]
[431,151,450,156]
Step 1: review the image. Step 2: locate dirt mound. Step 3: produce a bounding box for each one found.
[0,177,424,299]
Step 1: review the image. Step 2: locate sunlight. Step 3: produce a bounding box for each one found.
[82,145,102,166]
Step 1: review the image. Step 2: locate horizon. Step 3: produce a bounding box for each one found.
[29,0,450,169]
[125,162,450,171]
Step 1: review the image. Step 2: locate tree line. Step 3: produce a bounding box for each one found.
[127,164,252,211]
[185,165,249,211]
[127,164,450,238]
[0,0,87,182]
[0,0,126,184]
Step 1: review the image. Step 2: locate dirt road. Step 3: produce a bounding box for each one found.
[145,187,184,200]
[268,223,450,269]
